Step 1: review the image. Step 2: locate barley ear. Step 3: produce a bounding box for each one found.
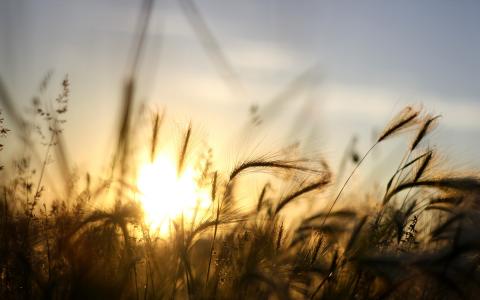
[410,115,441,151]
[377,106,420,142]
[178,122,192,177]
[413,150,433,183]
[150,109,165,162]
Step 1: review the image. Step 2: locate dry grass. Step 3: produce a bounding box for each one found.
[0,78,479,300]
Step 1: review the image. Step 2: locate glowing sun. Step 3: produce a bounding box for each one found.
[137,154,211,235]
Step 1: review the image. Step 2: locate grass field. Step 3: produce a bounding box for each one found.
[0,75,479,300]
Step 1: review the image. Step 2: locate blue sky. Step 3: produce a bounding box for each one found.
[1,0,479,174]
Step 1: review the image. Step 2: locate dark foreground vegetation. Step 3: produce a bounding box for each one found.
[1,77,480,300]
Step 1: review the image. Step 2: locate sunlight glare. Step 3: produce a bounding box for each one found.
[137,154,211,235]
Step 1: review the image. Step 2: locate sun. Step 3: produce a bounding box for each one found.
[137,153,211,235]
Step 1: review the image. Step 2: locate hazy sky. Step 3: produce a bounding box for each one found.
[1,0,479,174]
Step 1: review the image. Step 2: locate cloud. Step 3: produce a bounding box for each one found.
[323,83,480,131]
[227,41,298,73]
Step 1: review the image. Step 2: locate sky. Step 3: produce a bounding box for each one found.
[1,0,480,178]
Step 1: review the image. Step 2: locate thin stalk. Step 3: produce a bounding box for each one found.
[190,200,200,231]
[385,150,412,198]
[206,179,220,285]
[133,263,139,300]
[321,143,376,226]
[144,262,149,300]
[377,150,412,226]
[34,132,55,205]
[43,205,51,282]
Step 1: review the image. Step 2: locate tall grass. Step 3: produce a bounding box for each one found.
[0,79,479,300]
